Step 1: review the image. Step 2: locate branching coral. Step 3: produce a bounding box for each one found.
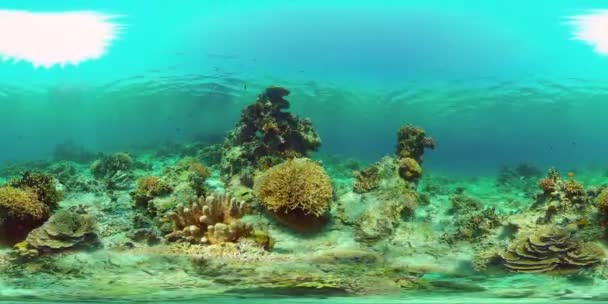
[255,158,332,217]
[162,192,252,244]
[352,165,380,194]
[0,186,50,244]
[221,87,322,181]
[13,206,99,259]
[162,157,211,197]
[535,168,589,210]
[255,158,333,232]
[131,176,173,211]
[499,225,604,273]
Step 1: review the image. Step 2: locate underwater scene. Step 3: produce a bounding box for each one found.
[5,1,608,303]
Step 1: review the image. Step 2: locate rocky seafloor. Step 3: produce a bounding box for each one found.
[2,87,608,303]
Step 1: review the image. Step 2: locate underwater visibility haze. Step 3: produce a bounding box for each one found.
[4,1,608,303]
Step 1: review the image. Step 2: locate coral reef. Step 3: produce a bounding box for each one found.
[496,163,542,195]
[353,165,380,194]
[498,225,604,273]
[221,87,321,181]
[8,171,62,211]
[444,194,501,243]
[162,192,253,244]
[395,125,434,183]
[53,141,96,163]
[131,176,173,211]
[90,152,134,189]
[13,206,100,260]
[534,168,590,214]
[0,186,50,244]
[255,158,333,232]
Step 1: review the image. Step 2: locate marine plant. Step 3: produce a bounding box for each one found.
[255,158,333,232]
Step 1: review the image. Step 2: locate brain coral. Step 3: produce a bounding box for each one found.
[255,158,333,217]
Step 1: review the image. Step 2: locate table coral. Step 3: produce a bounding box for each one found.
[13,206,100,260]
[499,225,604,273]
[163,192,253,244]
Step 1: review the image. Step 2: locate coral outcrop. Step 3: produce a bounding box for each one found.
[0,171,62,244]
[162,192,253,244]
[353,165,380,194]
[8,171,62,211]
[255,158,333,232]
[13,206,100,259]
[498,225,604,273]
[221,87,321,181]
[131,176,173,211]
[444,194,501,243]
[0,186,49,244]
[395,125,434,183]
[90,152,134,189]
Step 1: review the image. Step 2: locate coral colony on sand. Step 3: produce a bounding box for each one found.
[3,86,608,300]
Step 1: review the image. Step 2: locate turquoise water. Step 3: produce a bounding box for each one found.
[3,1,608,303]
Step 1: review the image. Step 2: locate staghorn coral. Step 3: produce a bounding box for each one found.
[13,206,100,260]
[221,86,321,181]
[131,176,173,211]
[255,158,333,232]
[352,165,380,194]
[163,192,253,244]
[499,225,604,274]
[0,186,50,244]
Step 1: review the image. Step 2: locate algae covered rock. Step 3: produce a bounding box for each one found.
[255,158,333,232]
[13,206,100,259]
